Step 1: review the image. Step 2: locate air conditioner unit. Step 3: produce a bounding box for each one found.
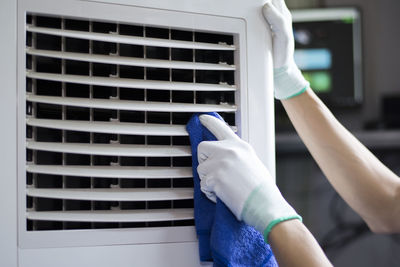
[0,0,275,266]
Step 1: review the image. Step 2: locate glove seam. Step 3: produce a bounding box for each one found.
[240,183,265,221]
[273,65,290,76]
[263,215,303,243]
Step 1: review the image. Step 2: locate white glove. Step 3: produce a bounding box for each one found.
[263,0,309,100]
[197,115,301,240]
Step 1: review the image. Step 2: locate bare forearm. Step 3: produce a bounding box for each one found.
[281,88,400,232]
[269,220,332,267]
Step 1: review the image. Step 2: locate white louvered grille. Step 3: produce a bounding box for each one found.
[25,14,237,231]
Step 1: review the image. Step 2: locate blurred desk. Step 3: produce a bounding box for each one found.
[276,130,400,154]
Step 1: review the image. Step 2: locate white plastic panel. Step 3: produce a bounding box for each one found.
[12,3,275,267]
[0,0,17,266]
[19,242,209,267]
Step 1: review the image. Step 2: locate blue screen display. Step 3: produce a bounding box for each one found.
[294,48,332,70]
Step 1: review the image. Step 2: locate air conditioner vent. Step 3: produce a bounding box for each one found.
[25,14,237,231]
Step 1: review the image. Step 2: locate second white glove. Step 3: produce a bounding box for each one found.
[197,115,301,240]
[262,0,309,100]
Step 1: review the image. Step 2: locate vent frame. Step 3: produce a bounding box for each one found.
[17,0,249,249]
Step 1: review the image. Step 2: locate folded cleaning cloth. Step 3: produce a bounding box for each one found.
[186,112,278,267]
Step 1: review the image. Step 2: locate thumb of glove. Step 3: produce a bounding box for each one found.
[199,114,239,141]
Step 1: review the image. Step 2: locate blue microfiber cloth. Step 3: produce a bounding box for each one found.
[186,112,278,267]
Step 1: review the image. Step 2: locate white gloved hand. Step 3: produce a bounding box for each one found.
[263,0,309,100]
[197,115,301,240]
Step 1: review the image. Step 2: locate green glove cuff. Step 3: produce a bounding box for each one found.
[274,63,310,100]
[263,215,302,243]
[241,182,302,243]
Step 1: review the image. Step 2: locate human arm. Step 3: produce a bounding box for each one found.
[281,89,400,233]
[197,115,332,267]
[269,219,331,267]
[263,0,400,233]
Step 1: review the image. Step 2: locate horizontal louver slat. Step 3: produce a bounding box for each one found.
[26,165,193,178]
[27,25,235,50]
[26,94,237,112]
[27,188,194,201]
[26,48,236,70]
[26,118,188,136]
[27,209,194,222]
[27,141,191,157]
[27,71,236,92]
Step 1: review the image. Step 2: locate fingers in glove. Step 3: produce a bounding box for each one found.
[262,2,286,32]
[197,139,227,163]
[198,150,208,164]
[271,0,287,13]
[199,171,217,203]
[197,156,218,183]
[199,115,239,141]
[198,153,208,163]
[200,185,217,203]
[196,161,208,180]
[198,141,215,164]
[272,0,291,17]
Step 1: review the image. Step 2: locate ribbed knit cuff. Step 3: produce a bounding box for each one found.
[274,63,310,100]
[263,215,302,243]
[241,183,302,243]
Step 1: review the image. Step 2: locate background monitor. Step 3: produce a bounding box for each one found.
[291,7,362,106]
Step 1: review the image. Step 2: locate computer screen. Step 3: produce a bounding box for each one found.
[292,8,362,106]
